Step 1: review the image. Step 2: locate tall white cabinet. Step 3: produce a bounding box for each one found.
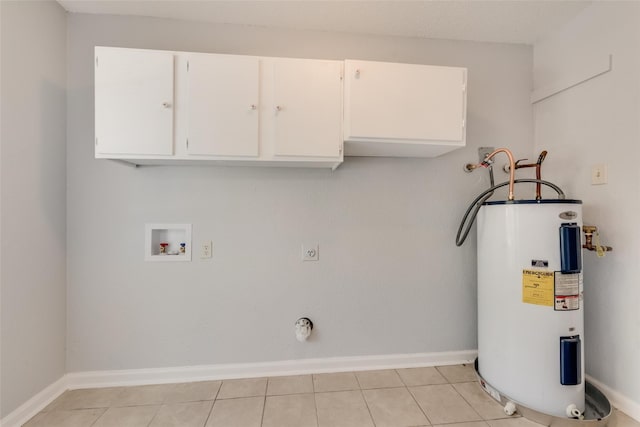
[95,47,174,156]
[343,60,467,157]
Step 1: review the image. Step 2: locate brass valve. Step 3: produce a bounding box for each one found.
[582,225,613,257]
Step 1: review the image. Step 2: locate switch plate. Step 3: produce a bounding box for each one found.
[200,241,212,259]
[591,164,607,185]
[302,243,319,261]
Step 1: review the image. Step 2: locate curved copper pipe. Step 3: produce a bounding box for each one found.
[479,148,516,200]
[513,150,547,199]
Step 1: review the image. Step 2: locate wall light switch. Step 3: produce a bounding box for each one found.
[200,241,212,259]
[591,164,607,185]
[302,243,319,261]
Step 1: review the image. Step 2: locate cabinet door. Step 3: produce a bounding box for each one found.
[187,54,259,157]
[95,47,174,156]
[345,60,466,143]
[272,59,342,158]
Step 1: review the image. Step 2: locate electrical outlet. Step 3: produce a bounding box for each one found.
[591,164,607,185]
[200,241,212,259]
[302,243,319,261]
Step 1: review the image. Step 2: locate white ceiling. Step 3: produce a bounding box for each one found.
[56,0,592,45]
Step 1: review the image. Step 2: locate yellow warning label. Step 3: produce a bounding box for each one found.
[522,269,554,306]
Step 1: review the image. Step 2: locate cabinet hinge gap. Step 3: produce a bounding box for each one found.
[95,56,98,67]
[187,61,189,71]
[95,137,98,145]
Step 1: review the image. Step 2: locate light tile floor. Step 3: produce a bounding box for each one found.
[25,364,640,427]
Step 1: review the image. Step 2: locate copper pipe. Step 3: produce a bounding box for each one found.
[513,150,547,200]
[476,148,516,200]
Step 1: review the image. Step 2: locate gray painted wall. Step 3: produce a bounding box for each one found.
[533,2,640,407]
[66,13,534,372]
[0,0,67,417]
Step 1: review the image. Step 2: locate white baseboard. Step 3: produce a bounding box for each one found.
[1,375,67,427]
[6,352,639,427]
[66,350,478,389]
[1,350,476,427]
[586,375,640,422]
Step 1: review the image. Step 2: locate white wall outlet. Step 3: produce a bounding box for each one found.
[302,243,319,261]
[200,241,212,259]
[591,164,608,185]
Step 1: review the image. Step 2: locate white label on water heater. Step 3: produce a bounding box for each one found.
[555,295,579,310]
[554,272,581,311]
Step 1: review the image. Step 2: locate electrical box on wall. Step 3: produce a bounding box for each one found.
[145,224,192,261]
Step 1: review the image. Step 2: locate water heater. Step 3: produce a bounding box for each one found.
[477,200,584,418]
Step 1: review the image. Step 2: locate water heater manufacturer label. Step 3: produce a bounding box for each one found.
[554,272,582,311]
[522,269,555,306]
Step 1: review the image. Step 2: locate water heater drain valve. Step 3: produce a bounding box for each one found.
[566,404,584,419]
[295,317,313,342]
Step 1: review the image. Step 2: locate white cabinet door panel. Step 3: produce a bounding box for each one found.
[187,54,259,157]
[345,60,466,143]
[272,59,342,158]
[95,47,174,155]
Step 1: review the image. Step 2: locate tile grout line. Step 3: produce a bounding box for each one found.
[201,382,221,427]
[406,386,434,425]
[451,382,484,418]
[354,372,378,427]
[451,381,495,424]
[311,374,321,427]
[359,388,378,427]
[259,379,268,427]
[144,404,162,427]
[87,407,108,427]
[394,367,436,426]
[259,395,267,427]
[197,401,215,427]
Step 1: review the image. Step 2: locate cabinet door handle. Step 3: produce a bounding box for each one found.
[355,69,361,78]
[162,102,172,109]
[275,105,283,112]
[250,104,257,110]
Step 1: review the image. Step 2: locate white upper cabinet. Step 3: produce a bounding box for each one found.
[344,60,467,157]
[95,47,342,168]
[271,58,343,158]
[186,54,259,157]
[95,48,470,166]
[95,47,174,156]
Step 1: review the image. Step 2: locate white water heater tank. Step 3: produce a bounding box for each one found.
[477,200,584,418]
